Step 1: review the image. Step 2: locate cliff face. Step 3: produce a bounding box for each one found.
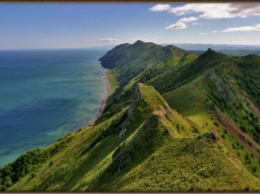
[1,41,260,191]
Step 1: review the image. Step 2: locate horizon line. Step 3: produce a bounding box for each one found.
[1,42,260,51]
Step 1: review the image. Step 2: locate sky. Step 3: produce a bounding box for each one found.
[0,3,260,49]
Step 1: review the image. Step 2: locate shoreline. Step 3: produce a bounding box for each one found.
[89,69,111,126]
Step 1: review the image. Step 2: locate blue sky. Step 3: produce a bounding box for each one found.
[0,3,260,49]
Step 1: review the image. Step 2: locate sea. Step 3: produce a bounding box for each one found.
[0,49,107,167]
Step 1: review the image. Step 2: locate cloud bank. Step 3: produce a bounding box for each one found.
[223,23,260,32]
[168,3,260,19]
[150,3,260,32]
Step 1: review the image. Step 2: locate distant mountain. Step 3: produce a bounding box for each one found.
[99,40,186,87]
[164,43,260,56]
[170,43,260,51]
[1,40,260,191]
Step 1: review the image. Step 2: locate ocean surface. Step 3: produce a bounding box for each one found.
[0,49,107,167]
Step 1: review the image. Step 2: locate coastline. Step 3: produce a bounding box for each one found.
[89,69,111,126]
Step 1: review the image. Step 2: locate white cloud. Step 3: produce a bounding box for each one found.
[151,3,260,34]
[166,16,198,31]
[166,22,187,30]
[199,30,218,35]
[169,3,260,19]
[192,22,202,25]
[149,4,171,12]
[223,23,260,32]
[97,38,120,43]
[178,16,198,23]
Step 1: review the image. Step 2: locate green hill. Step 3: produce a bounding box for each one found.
[99,40,187,89]
[1,40,260,191]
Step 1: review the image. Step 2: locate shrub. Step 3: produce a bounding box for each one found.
[244,154,251,164]
[244,186,249,191]
[49,161,54,167]
[213,122,219,127]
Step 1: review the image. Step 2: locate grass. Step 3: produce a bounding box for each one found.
[163,76,208,117]
[163,74,215,133]
[106,69,119,104]
[163,68,260,178]
[7,112,119,191]
[217,124,260,178]
[91,135,260,191]
[5,80,260,191]
[2,42,260,192]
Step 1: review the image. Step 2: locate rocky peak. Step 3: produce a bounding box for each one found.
[127,83,143,115]
[133,40,145,45]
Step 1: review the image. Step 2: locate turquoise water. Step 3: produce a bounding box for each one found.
[0,49,107,167]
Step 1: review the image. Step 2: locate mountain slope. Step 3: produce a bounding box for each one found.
[1,41,260,191]
[102,134,260,191]
[5,83,259,191]
[100,41,260,179]
[140,48,227,93]
[0,83,189,191]
[99,40,187,89]
[159,52,260,177]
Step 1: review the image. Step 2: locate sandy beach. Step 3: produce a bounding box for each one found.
[89,69,111,126]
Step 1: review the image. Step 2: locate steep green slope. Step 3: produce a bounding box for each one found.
[2,82,259,191]
[100,42,260,179]
[100,134,260,191]
[206,57,260,144]
[141,48,227,93]
[163,72,260,177]
[139,53,197,85]
[1,41,260,191]
[99,40,187,89]
[0,83,188,191]
[160,52,260,177]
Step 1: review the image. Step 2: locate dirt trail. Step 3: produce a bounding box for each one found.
[215,108,260,158]
[247,98,260,119]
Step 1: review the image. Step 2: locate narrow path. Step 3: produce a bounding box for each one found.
[247,98,260,119]
[215,108,260,158]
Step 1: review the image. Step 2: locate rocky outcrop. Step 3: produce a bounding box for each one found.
[127,83,143,116]
[204,131,220,143]
[209,71,236,103]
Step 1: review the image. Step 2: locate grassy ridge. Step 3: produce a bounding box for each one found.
[1,41,260,191]
[108,136,260,191]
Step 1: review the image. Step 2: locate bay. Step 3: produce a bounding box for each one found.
[0,49,107,167]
